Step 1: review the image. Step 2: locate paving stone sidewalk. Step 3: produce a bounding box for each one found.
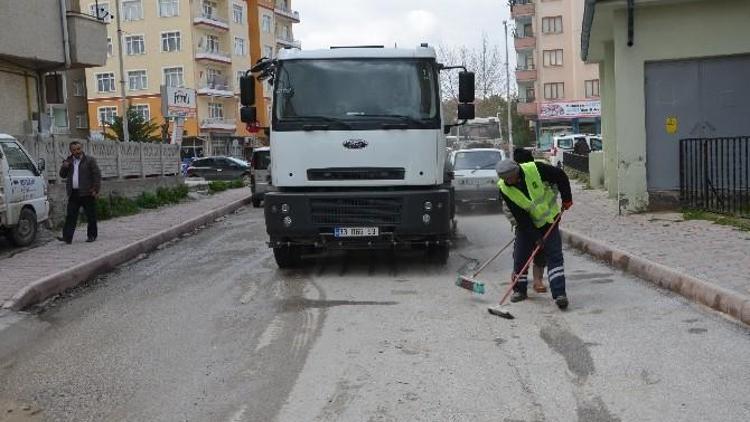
[563,182,750,299]
[0,188,251,306]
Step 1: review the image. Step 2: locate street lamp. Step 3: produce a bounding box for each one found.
[503,20,513,160]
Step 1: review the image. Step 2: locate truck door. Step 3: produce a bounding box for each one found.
[0,141,42,204]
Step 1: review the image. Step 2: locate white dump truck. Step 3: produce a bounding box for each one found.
[0,134,49,246]
[240,45,475,267]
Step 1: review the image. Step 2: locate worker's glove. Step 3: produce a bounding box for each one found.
[562,200,573,210]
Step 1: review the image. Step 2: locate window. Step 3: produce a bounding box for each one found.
[202,0,217,17]
[125,35,145,55]
[98,106,118,126]
[585,79,600,98]
[544,82,564,100]
[234,37,246,56]
[236,71,244,90]
[75,112,88,129]
[161,31,181,52]
[205,35,220,52]
[128,70,147,91]
[208,103,224,119]
[164,67,184,87]
[107,37,113,57]
[263,45,273,59]
[132,104,150,121]
[232,3,244,23]
[543,49,564,67]
[122,0,143,21]
[73,79,86,97]
[89,2,112,21]
[96,73,116,92]
[542,16,563,34]
[262,14,272,33]
[0,141,36,173]
[158,0,179,17]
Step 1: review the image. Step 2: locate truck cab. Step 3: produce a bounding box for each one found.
[0,134,49,246]
[241,45,475,267]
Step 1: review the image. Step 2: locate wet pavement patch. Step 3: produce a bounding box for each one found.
[688,328,708,334]
[540,325,595,381]
[390,290,418,295]
[576,396,621,422]
[279,298,398,312]
[494,337,506,346]
[590,279,615,284]
[567,273,615,281]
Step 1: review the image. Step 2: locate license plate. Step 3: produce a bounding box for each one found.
[461,178,485,185]
[334,227,379,237]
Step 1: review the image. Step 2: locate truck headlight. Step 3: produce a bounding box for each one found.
[424,201,433,211]
[281,203,290,214]
[422,214,431,225]
[283,216,293,227]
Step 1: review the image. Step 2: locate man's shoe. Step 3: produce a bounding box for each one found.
[510,291,528,303]
[555,295,569,310]
[56,236,72,245]
[86,237,96,243]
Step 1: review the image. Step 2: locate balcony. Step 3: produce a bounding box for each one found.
[510,0,535,18]
[516,66,537,82]
[516,99,537,116]
[193,12,230,31]
[195,47,232,64]
[276,34,301,49]
[514,34,536,50]
[274,5,301,22]
[201,118,236,131]
[67,12,108,67]
[197,76,234,97]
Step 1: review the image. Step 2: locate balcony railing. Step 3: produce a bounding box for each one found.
[195,47,232,63]
[200,118,236,130]
[516,67,537,82]
[274,5,300,22]
[193,12,230,30]
[514,35,536,50]
[516,99,537,116]
[510,0,535,18]
[197,76,234,97]
[276,35,301,49]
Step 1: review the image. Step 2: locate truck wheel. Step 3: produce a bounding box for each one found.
[427,244,449,265]
[252,197,262,208]
[273,245,301,268]
[9,208,37,247]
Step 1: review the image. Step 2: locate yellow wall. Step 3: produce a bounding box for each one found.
[87,96,198,138]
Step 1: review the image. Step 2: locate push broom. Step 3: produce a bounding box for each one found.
[455,238,515,294]
[488,211,564,319]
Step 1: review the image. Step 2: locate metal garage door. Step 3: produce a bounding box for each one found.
[645,55,750,191]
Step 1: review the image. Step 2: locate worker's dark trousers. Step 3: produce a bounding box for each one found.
[62,190,97,242]
[513,223,566,298]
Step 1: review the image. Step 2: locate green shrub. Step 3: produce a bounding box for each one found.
[208,181,230,193]
[228,179,245,189]
[136,192,160,209]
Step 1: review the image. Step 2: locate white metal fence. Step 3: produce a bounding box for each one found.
[15,135,181,182]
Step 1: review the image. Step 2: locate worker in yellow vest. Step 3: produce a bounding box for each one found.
[495,158,573,309]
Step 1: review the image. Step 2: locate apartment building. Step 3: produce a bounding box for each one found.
[0,0,106,137]
[82,0,255,153]
[248,0,300,136]
[511,0,600,149]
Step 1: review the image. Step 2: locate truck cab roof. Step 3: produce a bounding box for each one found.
[277,46,437,61]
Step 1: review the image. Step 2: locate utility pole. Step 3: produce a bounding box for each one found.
[504,20,513,159]
[114,0,130,142]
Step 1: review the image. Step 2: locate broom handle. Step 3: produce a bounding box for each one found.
[472,238,515,277]
[497,211,564,306]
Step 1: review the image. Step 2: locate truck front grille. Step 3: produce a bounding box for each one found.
[310,197,403,225]
[307,168,405,181]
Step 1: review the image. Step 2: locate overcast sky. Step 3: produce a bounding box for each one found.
[293,0,512,54]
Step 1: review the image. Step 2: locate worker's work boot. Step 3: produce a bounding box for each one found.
[555,295,569,310]
[510,291,528,303]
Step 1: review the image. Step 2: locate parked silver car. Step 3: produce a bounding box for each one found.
[450,148,506,211]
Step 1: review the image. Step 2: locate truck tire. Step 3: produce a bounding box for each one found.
[252,196,262,208]
[8,208,37,247]
[427,243,449,265]
[273,245,301,268]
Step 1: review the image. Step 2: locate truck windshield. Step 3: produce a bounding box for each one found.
[453,150,504,170]
[273,58,440,131]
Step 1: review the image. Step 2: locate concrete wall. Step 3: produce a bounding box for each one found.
[587,0,750,211]
[0,0,65,69]
[48,176,184,225]
[0,67,39,135]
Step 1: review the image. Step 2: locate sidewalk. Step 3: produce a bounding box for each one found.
[1,188,251,310]
[562,181,750,325]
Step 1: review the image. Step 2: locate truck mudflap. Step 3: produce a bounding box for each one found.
[264,188,453,249]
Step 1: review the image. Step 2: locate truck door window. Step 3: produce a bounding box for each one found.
[253,151,270,170]
[0,142,36,174]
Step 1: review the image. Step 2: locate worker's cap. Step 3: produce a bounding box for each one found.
[495,159,520,179]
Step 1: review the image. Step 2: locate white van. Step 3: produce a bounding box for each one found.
[548,134,603,167]
[0,134,49,246]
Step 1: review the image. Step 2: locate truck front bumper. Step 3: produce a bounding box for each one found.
[264,189,452,249]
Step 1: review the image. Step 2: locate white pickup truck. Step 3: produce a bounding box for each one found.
[0,134,49,246]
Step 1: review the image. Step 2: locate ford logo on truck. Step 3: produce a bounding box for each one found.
[343,139,368,149]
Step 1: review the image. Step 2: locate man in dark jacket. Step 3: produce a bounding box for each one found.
[496,158,572,309]
[58,141,101,244]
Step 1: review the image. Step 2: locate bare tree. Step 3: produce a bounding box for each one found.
[436,36,507,102]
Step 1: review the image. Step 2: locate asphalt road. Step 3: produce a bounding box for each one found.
[0,206,749,422]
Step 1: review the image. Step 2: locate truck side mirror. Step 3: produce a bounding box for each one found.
[240,106,257,124]
[458,71,475,103]
[240,75,255,106]
[457,103,475,121]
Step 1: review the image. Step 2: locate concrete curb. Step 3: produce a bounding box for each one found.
[561,228,750,327]
[3,194,252,311]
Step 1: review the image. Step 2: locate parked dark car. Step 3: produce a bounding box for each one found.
[186,156,250,181]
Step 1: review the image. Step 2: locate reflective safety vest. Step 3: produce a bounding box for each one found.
[498,162,560,228]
